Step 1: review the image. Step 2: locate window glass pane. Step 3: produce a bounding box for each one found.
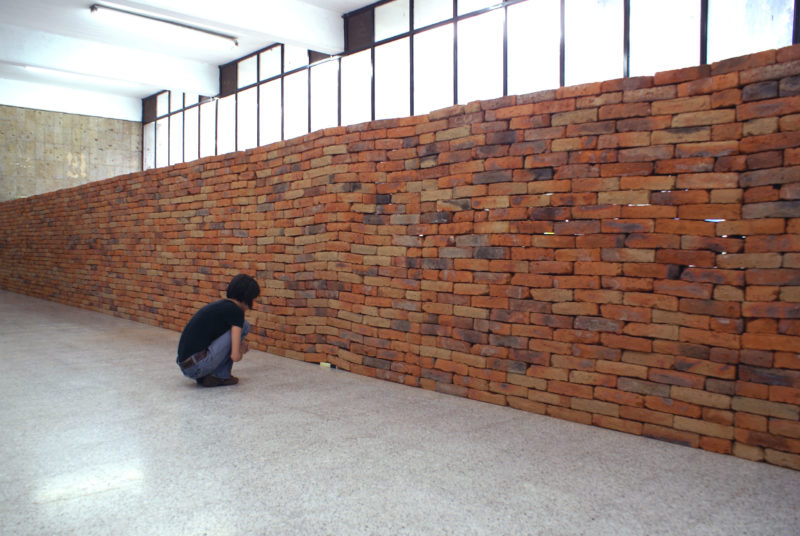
[565,0,624,86]
[708,0,793,64]
[457,9,503,104]
[415,0,453,29]
[143,122,155,170]
[238,55,257,88]
[414,23,454,115]
[341,49,372,126]
[170,92,183,112]
[199,100,216,158]
[169,112,183,165]
[508,0,561,95]
[184,106,199,162]
[284,70,309,140]
[375,37,411,120]
[311,60,340,132]
[376,0,410,41]
[217,95,236,155]
[458,0,496,15]
[285,44,309,72]
[185,93,199,106]
[259,79,282,146]
[155,117,168,167]
[156,91,169,117]
[260,46,282,80]
[630,0,699,76]
[237,87,258,151]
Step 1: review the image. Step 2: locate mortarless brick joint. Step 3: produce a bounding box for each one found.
[2,45,799,470]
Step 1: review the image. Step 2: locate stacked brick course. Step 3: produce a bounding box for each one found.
[1,46,799,470]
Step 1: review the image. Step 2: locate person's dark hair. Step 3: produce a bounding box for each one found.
[226,274,261,309]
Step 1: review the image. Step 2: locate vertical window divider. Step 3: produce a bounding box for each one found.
[337,57,343,127]
[214,97,219,156]
[181,94,186,163]
[700,0,709,65]
[307,56,312,135]
[453,0,458,105]
[559,0,566,87]
[280,45,286,142]
[503,4,509,96]
[256,56,261,148]
[795,0,800,43]
[409,0,415,115]
[371,45,376,121]
[623,0,630,78]
[197,101,201,160]
[166,91,171,165]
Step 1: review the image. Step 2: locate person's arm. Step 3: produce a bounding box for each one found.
[230,325,244,361]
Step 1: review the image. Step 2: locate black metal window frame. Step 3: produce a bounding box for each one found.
[143,0,800,170]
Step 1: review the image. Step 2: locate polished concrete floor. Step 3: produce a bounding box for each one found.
[1,289,799,536]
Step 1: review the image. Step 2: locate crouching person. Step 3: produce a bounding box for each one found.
[176,274,261,387]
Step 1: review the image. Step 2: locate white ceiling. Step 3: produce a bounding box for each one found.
[0,0,374,120]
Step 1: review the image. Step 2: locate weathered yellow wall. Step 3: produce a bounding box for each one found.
[0,105,141,202]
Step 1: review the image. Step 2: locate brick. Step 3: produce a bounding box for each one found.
[674,416,734,439]
[738,95,800,120]
[547,406,592,425]
[593,415,643,435]
[643,424,700,448]
[765,449,800,471]
[671,386,731,409]
[740,59,800,85]
[673,109,736,127]
[740,131,800,153]
[732,396,800,419]
[598,102,651,120]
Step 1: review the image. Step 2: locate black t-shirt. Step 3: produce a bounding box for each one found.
[177,299,245,360]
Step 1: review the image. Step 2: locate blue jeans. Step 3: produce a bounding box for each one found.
[178,321,250,380]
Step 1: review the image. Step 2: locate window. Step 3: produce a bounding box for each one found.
[341,49,372,125]
[142,0,799,171]
[457,9,504,104]
[630,0,700,76]
[284,44,309,72]
[376,0,410,41]
[415,0,452,29]
[217,95,236,155]
[708,0,793,64]
[260,47,282,81]
[199,99,216,158]
[184,106,199,162]
[458,0,497,15]
[375,37,411,119]
[143,122,155,170]
[237,87,258,150]
[414,23,454,115]
[169,112,183,165]
[259,79,282,146]
[507,0,560,94]
[284,70,309,139]
[155,117,168,168]
[565,0,624,86]
[311,59,340,132]
[238,56,258,89]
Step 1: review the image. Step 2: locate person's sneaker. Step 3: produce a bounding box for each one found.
[199,375,239,387]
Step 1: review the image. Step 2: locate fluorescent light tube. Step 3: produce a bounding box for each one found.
[90,4,238,50]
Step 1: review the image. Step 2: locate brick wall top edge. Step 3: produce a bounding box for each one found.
[2,45,799,211]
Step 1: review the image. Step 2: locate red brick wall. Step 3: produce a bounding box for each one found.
[2,46,799,470]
